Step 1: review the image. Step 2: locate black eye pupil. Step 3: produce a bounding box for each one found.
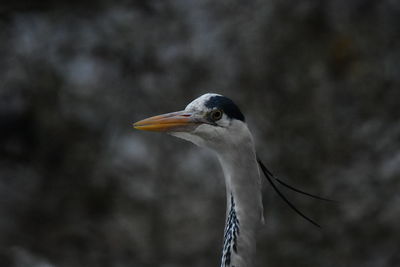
[212,110,222,120]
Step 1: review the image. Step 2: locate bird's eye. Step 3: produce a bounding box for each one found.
[210,109,223,121]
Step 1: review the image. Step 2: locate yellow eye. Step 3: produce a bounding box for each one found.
[210,109,223,121]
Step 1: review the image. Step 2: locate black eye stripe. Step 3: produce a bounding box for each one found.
[204,96,245,122]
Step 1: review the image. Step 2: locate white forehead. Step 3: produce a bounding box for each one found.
[185,93,222,111]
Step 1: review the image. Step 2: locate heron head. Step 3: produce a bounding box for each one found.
[134,93,252,150]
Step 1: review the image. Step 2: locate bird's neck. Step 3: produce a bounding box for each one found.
[217,141,264,267]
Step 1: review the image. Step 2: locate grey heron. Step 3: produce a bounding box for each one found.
[133,93,332,267]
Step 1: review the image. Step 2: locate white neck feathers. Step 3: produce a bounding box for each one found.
[217,136,264,267]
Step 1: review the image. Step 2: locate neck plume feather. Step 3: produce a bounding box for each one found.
[217,142,263,267]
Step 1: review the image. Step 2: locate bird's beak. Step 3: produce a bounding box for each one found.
[133,111,198,132]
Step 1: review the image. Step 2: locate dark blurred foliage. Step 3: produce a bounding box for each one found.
[1,0,400,266]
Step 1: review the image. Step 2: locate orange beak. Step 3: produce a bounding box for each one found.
[133,111,198,132]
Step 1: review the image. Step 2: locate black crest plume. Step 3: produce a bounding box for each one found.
[257,157,336,228]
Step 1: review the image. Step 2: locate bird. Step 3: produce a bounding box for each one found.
[133,93,332,267]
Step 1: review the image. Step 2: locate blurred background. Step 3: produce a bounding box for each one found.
[1,0,400,266]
